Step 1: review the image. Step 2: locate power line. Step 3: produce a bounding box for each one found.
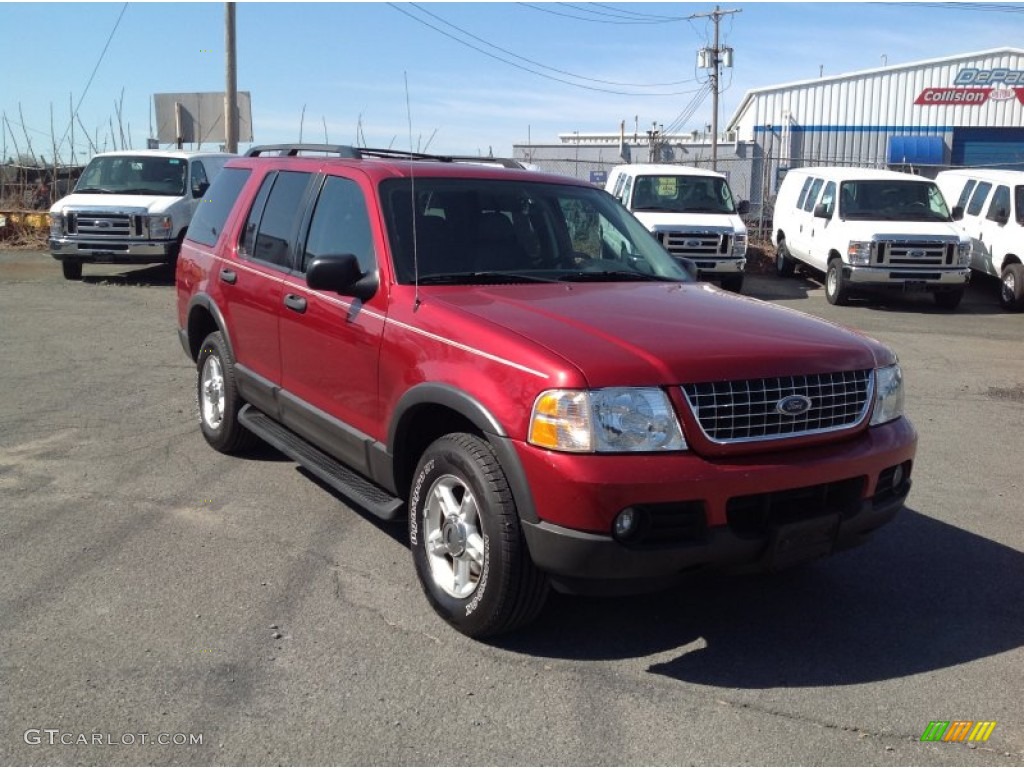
[387,3,704,96]
[558,2,687,22]
[587,2,689,21]
[878,1,1024,11]
[407,3,697,88]
[517,2,680,25]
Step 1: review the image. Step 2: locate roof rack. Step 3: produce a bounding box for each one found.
[245,144,526,168]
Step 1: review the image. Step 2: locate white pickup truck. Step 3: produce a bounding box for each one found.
[49,149,233,280]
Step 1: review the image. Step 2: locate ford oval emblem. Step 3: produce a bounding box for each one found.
[685,239,702,248]
[776,395,812,417]
[908,249,926,258]
[97,221,111,229]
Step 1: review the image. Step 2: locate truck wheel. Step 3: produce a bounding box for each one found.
[719,274,744,293]
[933,287,965,311]
[196,331,257,454]
[410,433,549,638]
[62,261,82,280]
[1000,263,1024,312]
[825,258,850,305]
[775,240,796,277]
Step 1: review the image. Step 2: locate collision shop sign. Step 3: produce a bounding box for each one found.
[915,87,1024,106]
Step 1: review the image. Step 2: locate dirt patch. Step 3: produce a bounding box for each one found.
[745,241,777,274]
[987,385,1024,403]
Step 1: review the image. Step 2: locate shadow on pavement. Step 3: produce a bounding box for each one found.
[498,507,1024,688]
[81,264,175,287]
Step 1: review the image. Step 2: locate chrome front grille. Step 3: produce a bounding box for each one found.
[681,370,873,444]
[877,239,956,267]
[69,211,143,238]
[662,230,730,258]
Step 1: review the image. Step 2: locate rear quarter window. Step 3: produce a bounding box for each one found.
[185,167,251,247]
[967,182,992,216]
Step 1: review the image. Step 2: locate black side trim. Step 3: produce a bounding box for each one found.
[238,405,404,522]
[234,363,281,420]
[277,389,373,478]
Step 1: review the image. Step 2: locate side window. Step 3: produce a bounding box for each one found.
[190,161,209,198]
[239,171,313,269]
[955,179,977,211]
[611,174,626,200]
[795,177,814,209]
[302,176,375,273]
[986,185,1010,222]
[186,167,251,247]
[620,176,633,207]
[803,178,824,212]
[967,182,992,217]
[819,181,836,217]
[1016,186,1024,225]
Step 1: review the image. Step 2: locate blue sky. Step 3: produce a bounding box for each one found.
[3,1,1023,164]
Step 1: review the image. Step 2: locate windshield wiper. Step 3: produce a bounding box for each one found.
[417,271,559,285]
[558,270,675,283]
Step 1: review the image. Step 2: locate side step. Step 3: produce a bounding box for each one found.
[238,405,405,522]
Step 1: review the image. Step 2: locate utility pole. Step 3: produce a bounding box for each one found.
[690,5,740,171]
[225,2,238,153]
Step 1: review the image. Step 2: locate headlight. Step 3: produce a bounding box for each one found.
[147,215,173,239]
[847,241,873,266]
[957,241,971,266]
[529,388,687,453]
[870,364,904,426]
[732,233,748,257]
[49,212,63,238]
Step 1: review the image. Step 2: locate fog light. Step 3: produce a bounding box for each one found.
[892,463,905,489]
[614,508,639,539]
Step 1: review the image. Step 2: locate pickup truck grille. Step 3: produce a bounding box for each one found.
[876,239,956,268]
[661,230,730,258]
[681,370,873,444]
[67,211,143,238]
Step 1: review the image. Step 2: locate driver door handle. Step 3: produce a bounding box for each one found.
[284,294,307,313]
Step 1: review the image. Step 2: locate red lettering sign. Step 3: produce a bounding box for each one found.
[914,88,992,106]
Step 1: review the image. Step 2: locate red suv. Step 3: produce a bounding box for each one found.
[176,145,917,637]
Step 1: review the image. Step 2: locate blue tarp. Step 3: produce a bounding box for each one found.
[887,135,945,166]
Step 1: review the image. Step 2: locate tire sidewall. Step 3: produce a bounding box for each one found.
[1001,264,1024,311]
[409,436,512,637]
[825,260,840,303]
[196,333,235,451]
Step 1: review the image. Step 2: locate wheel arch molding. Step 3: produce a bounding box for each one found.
[185,293,233,362]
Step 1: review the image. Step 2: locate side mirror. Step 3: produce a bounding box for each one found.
[951,206,964,221]
[736,200,750,216]
[193,181,210,198]
[306,253,377,300]
[813,203,831,219]
[676,257,699,281]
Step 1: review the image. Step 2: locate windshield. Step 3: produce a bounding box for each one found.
[75,155,188,196]
[839,180,951,222]
[380,178,690,285]
[631,174,736,214]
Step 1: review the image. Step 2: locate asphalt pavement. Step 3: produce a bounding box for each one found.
[1,249,1021,766]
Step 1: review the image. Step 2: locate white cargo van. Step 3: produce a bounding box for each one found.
[605,164,749,292]
[49,149,234,280]
[772,167,971,309]
[935,168,1024,311]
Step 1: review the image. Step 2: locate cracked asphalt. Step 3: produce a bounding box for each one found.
[1,249,1022,766]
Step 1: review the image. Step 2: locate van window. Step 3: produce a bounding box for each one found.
[620,176,633,207]
[986,185,1011,222]
[795,177,814,209]
[631,174,736,214]
[803,179,824,212]
[967,182,991,216]
[1016,186,1024,225]
[839,180,951,221]
[819,182,836,217]
[954,179,977,211]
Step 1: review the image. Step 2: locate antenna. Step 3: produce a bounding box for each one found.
[405,72,420,311]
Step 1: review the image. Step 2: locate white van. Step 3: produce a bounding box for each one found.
[772,167,971,309]
[935,168,1024,312]
[49,149,234,280]
[605,164,748,292]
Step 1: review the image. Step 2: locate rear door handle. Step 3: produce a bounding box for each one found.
[284,293,307,313]
[219,268,237,284]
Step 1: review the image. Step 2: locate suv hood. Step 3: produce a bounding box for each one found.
[51,193,179,214]
[430,282,890,387]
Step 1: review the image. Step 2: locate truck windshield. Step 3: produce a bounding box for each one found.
[75,156,188,196]
[380,177,690,285]
[631,175,736,214]
[839,180,951,222]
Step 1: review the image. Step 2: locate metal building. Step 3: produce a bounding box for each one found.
[728,47,1024,195]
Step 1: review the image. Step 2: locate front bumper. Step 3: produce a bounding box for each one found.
[685,256,746,274]
[846,264,970,288]
[50,237,175,263]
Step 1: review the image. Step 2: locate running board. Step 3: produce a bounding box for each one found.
[238,405,405,522]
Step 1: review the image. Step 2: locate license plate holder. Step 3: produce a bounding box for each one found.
[902,280,928,293]
[766,514,840,570]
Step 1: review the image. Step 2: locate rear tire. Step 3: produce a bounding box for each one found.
[410,433,549,638]
[933,287,965,311]
[775,240,796,277]
[61,261,82,280]
[1000,263,1024,312]
[825,258,850,306]
[196,331,257,454]
[719,274,744,293]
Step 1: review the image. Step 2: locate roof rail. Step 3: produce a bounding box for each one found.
[244,144,527,169]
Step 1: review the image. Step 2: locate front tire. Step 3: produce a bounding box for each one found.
[1000,263,1024,312]
[775,240,796,277]
[410,433,548,638]
[196,331,257,454]
[62,261,82,280]
[825,258,850,306]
